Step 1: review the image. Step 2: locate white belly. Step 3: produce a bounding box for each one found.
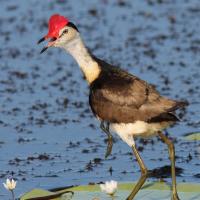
[111,121,171,146]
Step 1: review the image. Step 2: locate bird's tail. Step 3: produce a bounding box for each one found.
[168,100,189,112]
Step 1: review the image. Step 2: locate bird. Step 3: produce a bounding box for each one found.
[38,14,188,200]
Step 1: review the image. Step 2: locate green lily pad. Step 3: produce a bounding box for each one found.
[20,189,54,200]
[20,182,200,200]
[20,188,73,200]
[184,132,200,140]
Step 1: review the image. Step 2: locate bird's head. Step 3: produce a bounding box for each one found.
[38,14,79,53]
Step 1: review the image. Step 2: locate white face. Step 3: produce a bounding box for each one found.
[53,26,78,48]
[39,24,79,54]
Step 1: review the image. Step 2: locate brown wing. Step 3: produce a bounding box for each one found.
[89,61,186,123]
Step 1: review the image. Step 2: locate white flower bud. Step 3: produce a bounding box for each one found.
[3,179,17,191]
[100,180,118,196]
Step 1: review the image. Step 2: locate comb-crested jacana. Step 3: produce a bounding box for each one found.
[38,14,188,200]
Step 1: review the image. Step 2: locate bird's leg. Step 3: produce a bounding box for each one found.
[127,144,148,200]
[158,131,180,200]
[100,121,113,158]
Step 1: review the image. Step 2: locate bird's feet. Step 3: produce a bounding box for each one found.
[172,193,181,200]
[105,136,113,158]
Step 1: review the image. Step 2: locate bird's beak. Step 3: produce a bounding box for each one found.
[37,37,57,54]
[37,37,46,44]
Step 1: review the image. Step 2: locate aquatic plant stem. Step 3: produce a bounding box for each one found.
[11,190,15,200]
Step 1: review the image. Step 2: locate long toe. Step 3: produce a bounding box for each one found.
[105,147,112,158]
[105,141,113,158]
[172,193,181,200]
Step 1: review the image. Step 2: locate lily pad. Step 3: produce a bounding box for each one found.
[20,182,200,200]
[183,132,200,140]
[20,188,73,200]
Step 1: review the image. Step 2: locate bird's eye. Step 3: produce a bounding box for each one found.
[59,29,68,38]
[62,29,68,34]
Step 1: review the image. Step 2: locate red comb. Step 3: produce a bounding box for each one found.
[45,14,69,39]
